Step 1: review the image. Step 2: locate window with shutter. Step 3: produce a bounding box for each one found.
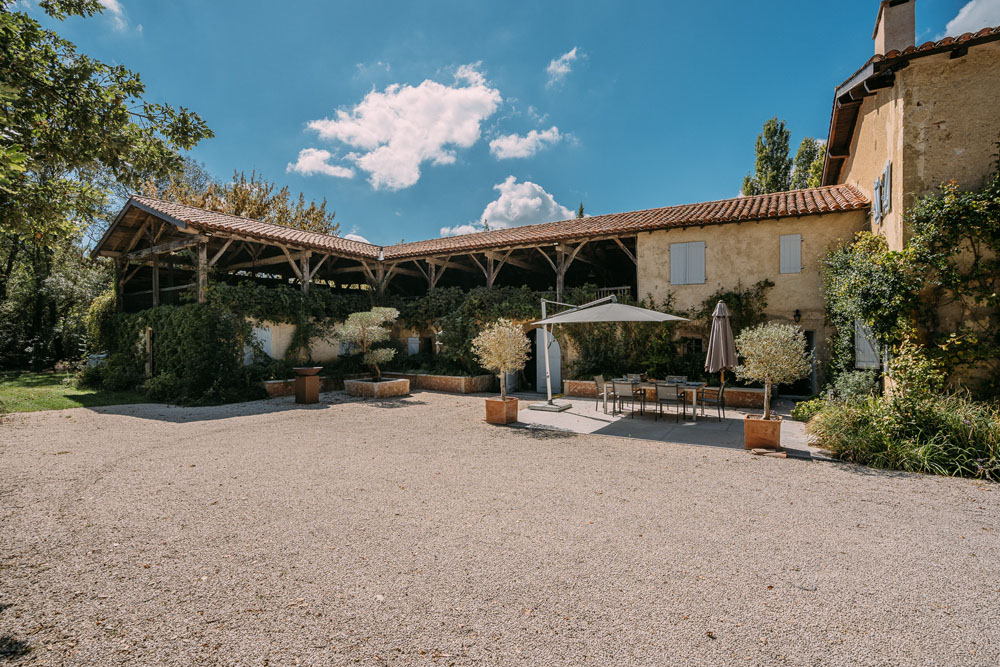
[854,320,880,369]
[669,242,705,284]
[872,179,883,223]
[779,234,802,274]
[881,161,892,213]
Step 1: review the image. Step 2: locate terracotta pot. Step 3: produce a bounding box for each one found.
[744,414,782,449]
[485,396,519,425]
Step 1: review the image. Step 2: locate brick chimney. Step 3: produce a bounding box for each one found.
[873,0,916,55]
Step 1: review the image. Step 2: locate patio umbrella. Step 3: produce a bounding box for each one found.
[530,298,688,411]
[533,302,688,325]
[704,300,738,381]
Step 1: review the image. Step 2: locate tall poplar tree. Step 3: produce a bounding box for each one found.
[742,118,792,196]
[792,138,826,189]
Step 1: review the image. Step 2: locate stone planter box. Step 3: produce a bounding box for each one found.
[383,372,495,394]
[562,380,767,408]
[344,377,410,399]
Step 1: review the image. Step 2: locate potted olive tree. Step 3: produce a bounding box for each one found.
[472,319,530,424]
[335,307,410,399]
[735,322,812,449]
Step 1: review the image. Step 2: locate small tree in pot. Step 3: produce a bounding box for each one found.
[335,307,410,398]
[472,318,530,424]
[735,322,812,448]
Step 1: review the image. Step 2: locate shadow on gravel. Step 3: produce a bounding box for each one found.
[82,397,337,424]
[0,635,32,660]
[357,398,429,409]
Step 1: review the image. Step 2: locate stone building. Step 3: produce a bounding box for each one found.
[92,0,1000,388]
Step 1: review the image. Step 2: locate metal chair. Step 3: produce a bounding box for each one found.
[612,380,643,418]
[626,373,642,382]
[665,375,688,384]
[654,382,686,422]
[698,381,727,421]
[593,375,613,412]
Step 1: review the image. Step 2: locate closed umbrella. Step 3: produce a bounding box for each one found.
[704,301,738,381]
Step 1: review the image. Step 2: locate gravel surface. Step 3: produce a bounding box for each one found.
[1,391,998,665]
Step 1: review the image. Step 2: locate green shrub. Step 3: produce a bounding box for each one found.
[143,372,182,402]
[809,394,1000,480]
[85,290,118,353]
[791,397,826,423]
[826,370,879,401]
[100,352,143,391]
[78,362,104,388]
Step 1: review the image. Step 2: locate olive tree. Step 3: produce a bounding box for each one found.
[735,322,812,420]
[471,319,531,398]
[334,307,399,380]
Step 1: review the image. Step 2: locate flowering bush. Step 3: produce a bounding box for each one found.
[735,322,812,419]
[333,307,399,380]
[471,319,530,398]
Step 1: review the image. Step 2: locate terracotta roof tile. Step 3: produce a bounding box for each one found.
[117,186,867,263]
[381,184,869,259]
[129,196,382,259]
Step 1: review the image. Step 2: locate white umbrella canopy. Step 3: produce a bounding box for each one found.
[533,302,688,325]
[705,300,738,374]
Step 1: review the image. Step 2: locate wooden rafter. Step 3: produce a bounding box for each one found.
[123,235,209,261]
[613,237,637,265]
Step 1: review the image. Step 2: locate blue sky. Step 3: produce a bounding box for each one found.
[35,0,998,245]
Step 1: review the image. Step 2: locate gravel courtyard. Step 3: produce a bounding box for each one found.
[2,391,998,665]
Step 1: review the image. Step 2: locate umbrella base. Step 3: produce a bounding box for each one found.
[528,401,573,412]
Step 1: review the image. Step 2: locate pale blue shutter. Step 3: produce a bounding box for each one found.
[407,337,420,355]
[872,179,882,223]
[687,242,705,284]
[670,244,687,285]
[854,321,880,369]
[779,234,801,274]
[881,162,892,213]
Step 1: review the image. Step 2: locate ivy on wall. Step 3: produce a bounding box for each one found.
[823,152,1000,396]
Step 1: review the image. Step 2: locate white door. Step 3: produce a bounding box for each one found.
[535,328,561,395]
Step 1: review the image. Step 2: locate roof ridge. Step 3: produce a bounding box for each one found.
[384,184,864,253]
[131,194,382,248]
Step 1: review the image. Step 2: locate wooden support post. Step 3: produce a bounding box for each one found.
[300,254,310,294]
[537,242,587,301]
[151,252,160,306]
[115,258,124,312]
[197,242,208,304]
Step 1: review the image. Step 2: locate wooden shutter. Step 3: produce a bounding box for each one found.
[779,234,802,274]
[882,162,892,213]
[687,242,705,284]
[872,179,883,223]
[854,320,880,369]
[670,243,687,285]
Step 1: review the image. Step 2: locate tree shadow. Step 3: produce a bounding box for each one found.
[0,635,32,660]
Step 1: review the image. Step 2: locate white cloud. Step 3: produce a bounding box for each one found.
[302,64,501,190]
[99,0,127,31]
[546,47,580,86]
[286,148,355,179]
[941,0,1000,38]
[440,176,573,236]
[489,126,563,159]
[343,233,372,244]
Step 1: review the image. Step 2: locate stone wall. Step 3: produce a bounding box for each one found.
[635,210,868,370]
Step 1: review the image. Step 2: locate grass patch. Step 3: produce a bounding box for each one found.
[0,371,149,413]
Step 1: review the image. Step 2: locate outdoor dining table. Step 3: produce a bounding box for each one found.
[607,380,708,421]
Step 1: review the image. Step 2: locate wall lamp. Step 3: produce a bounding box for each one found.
[793,309,802,323]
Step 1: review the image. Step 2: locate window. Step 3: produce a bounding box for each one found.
[873,161,892,224]
[407,337,420,356]
[854,320,880,369]
[779,234,802,274]
[681,337,704,355]
[669,241,705,285]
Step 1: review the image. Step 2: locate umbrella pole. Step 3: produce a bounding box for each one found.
[543,324,554,405]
